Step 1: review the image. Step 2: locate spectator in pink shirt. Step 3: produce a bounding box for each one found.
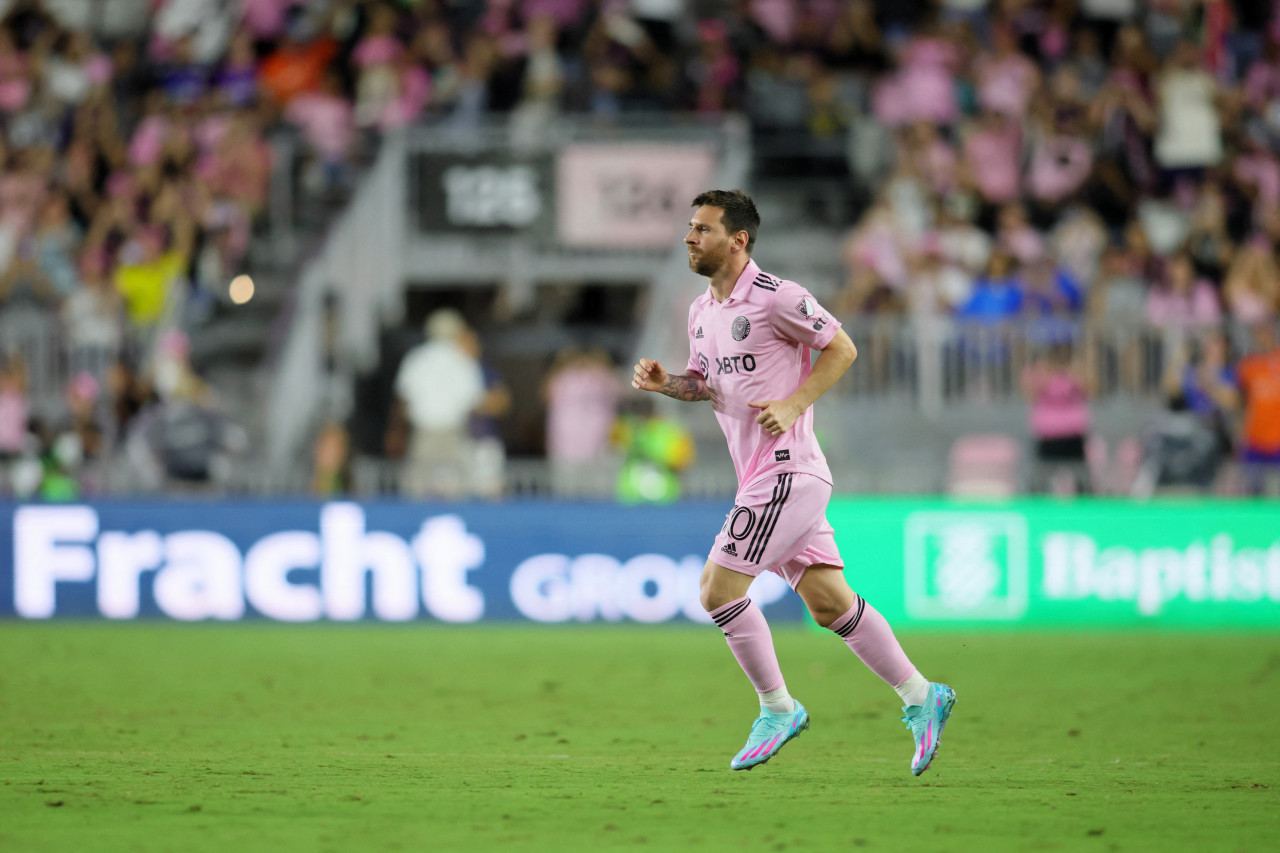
[202,113,271,217]
[1021,340,1094,493]
[379,56,431,130]
[750,0,796,45]
[906,121,959,196]
[240,0,292,42]
[1232,132,1280,222]
[974,24,1041,119]
[353,3,405,128]
[995,201,1045,265]
[837,198,911,314]
[411,20,462,110]
[0,29,31,113]
[873,31,961,127]
[1145,251,1222,327]
[128,93,171,167]
[1243,36,1280,111]
[1222,237,1280,325]
[544,346,621,497]
[285,70,355,194]
[961,109,1023,206]
[1026,72,1094,208]
[690,19,740,114]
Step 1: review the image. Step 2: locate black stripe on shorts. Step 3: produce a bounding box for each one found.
[745,473,792,564]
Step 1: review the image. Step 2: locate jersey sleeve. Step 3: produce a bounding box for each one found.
[685,301,706,377]
[769,280,842,350]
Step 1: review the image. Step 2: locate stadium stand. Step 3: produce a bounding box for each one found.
[0,0,1278,499]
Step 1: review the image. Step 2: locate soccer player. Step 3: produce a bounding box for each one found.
[632,190,956,774]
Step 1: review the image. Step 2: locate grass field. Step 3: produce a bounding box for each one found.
[1,623,1278,852]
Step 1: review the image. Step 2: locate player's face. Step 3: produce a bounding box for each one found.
[685,206,734,277]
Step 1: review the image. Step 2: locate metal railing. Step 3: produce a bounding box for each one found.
[0,306,145,422]
[831,316,1273,414]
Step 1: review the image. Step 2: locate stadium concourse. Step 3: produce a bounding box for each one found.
[0,0,1275,500]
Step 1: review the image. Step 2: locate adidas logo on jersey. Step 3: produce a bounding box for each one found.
[695,326,704,339]
[721,542,738,556]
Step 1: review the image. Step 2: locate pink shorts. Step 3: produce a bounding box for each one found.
[709,472,843,590]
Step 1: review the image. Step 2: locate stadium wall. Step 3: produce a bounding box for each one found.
[0,500,1277,626]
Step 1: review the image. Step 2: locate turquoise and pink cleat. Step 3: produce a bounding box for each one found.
[902,682,957,776]
[730,702,810,770]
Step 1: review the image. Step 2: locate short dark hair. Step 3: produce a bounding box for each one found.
[692,189,759,253]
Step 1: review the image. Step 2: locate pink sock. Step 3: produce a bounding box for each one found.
[709,596,785,694]
[829,595,918,690]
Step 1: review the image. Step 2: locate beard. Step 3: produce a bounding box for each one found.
[688,248,723,277]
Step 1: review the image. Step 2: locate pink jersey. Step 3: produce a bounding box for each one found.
[685,259,841,488]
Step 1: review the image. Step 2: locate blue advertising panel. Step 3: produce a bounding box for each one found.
[0,501,801,623]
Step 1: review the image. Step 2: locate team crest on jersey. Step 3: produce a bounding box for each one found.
[797,297,816,317]
[731,316,750,341]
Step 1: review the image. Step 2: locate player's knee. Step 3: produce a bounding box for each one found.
[699,578,730,613]
[698,571,735,612]
[805,601,843,629]
[796,568,857,628]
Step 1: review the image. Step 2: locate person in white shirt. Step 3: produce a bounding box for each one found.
[388,309,485,498]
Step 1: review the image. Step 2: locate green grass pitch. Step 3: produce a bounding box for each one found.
[1,623,1277,852]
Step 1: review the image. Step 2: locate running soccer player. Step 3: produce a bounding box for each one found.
[632,189,956,774]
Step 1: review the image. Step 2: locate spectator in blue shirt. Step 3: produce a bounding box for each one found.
[957,250,1023,320]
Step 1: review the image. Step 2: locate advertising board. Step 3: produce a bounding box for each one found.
[830,500,1280,626]
[0,501,795,623]
[2,499,1277,626]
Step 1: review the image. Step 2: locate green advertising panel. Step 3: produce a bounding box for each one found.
[828,499,1280,627]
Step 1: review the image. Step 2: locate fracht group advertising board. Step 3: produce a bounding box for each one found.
[0,501,797,624]
[0,499,1277,626]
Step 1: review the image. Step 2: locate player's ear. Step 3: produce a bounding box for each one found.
[732,229,749,253]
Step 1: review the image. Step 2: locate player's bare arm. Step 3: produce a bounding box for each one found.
[660,373,711,402]
[632,357,710,402]
[750,328,857,436]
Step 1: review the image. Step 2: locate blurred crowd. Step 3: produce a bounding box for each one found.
[833,0,1280,332]
[1,0,1278,499]
[0,0,432,497]
[0,1,263,496]
[805,0,1280,495]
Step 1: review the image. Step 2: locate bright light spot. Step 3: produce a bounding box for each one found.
[229,275,254,305]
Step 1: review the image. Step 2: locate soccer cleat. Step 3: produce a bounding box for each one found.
[902,683,956,776]
[730,702,809,770]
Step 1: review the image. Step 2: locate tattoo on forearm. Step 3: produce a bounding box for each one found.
[661,373,710,402]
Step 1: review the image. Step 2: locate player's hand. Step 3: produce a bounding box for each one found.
[632,357,669,393]
[749,399,802,436]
